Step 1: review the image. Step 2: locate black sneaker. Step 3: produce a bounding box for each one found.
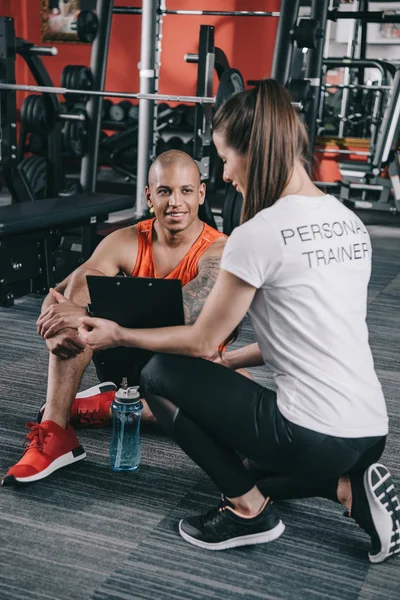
[178,496,285,551]
[350,463,400,563]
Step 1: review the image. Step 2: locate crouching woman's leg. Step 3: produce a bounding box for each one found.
[140,353,285,550]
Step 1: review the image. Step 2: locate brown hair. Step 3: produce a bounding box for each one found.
[213,79,309,223]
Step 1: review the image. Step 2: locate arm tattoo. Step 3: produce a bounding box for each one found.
[182,256,221,325]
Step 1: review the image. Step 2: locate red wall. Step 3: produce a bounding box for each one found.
[1,0,280,109]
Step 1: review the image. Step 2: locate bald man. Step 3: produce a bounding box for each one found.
[2,151,226,486]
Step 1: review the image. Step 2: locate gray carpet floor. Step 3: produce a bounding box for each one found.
[0,225,399,600]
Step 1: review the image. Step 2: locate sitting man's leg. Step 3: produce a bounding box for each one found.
[2,346,93,485]
[44,357,251,428]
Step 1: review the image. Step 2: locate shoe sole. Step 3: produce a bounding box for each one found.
[37,382,117,423]
[364,463,400,563]
[178,519,285,551]
[1,445,86,486]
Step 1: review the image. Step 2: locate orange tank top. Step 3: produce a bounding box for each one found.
[131,218,225,285]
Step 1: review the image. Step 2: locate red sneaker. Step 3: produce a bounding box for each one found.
[1,420,86,485]
[37,382,117,427]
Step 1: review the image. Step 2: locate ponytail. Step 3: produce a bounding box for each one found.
[213,79,309,223]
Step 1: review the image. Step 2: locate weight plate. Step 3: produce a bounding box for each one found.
[294,18,319,50]
[128,104,139,121]
[63,113,88,158]
[19,156,48,200]
[63,65,93,102]
[29,133,47,155]
[109,104,125,122]
[215,68,245,112]
[21,95,33,127]
[287,78,311,112]
[77,11,99,44]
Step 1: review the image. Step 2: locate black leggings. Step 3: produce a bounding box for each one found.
[140,354,386,499]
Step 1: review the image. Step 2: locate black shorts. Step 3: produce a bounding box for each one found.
[92,348,152,388]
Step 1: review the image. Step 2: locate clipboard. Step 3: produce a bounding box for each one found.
[86,275,185,384]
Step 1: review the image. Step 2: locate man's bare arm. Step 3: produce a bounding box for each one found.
[37,227,138,340]
[182,256,221,325]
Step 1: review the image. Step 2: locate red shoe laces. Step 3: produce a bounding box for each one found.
[23,422,47,453]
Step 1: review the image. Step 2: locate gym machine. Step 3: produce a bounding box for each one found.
[247,0,400,222]
[0,12,133,307]
[316,3,400,214]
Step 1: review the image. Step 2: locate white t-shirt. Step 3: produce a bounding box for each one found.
[221,194,388,438]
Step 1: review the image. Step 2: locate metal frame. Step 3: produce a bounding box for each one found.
[321,58,395,156]
[303,0,330,162]
[16,37,63,198]
[135,0,160,216]
[270,0,301,85]
[0,17,42,204]
[80,0,114,193]
[372,70,400,170]
[193,25,215,181]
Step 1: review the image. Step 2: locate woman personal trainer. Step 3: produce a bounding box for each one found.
[78,79,399,563]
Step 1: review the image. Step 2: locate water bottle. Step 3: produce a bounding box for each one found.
[110,378,143,472]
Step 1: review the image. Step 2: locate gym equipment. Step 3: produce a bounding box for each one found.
[63,110,88,158]
[293,19,322,50]
[337,70,400,214]
[215,69,245,112]
[61,65,93,103]
[287,79,312,114]
[222,185,243,236]
[102,99,113,120]
[20,94,56,134]
[0,194,134,307]
[18,157,48,200]
[108,100,136,122]
[29,133,47,156]
[71,10,99,43]
[1,81,218,105]
[113,6,280,17]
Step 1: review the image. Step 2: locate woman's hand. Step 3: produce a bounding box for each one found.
[78,316,123,351]
[37,288,87,338]
[203,350,233,368]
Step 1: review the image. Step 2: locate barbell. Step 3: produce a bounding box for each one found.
[0,82,302,110]
[0,82,216,105]
[113,7,280,17]
[323,83,391,91]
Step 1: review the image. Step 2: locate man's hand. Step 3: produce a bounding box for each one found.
[78,316,122,351]
[37,288,87,339]
[45,328,87,360]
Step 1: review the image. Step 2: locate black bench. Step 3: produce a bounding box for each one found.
[0,193,134,306]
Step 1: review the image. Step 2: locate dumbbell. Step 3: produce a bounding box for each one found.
[128,104,139,122]
[109,100,133,122]
[102,99,113,120]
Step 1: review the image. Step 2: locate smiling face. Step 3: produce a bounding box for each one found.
[213,131,248,197]
[145,154,205,233]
